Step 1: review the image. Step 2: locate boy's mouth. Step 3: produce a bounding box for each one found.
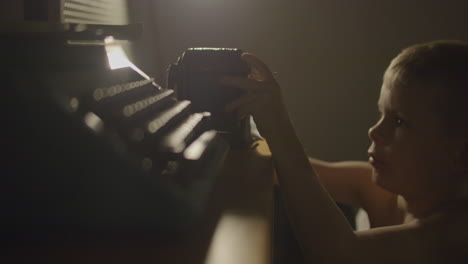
[368,152,388,169]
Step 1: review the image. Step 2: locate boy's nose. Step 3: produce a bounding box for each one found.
[368,121,384,144]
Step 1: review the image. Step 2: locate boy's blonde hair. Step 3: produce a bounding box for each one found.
[388,40,468,134]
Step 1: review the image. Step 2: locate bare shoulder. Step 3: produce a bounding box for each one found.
[425,200,468,262]
[355,201,468,264]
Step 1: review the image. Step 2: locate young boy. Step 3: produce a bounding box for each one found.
[222,40,468,263]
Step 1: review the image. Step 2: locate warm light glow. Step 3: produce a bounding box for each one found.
[94,79,158,102]
[104,36,155,83]
[161,113,205,153]
[122,89,174,117]
[83,112,104,133]
[69,97,79,111]
[184,130,217,160]
[147,101,191,134]
[205,212,269,264]
[105,36,131,70]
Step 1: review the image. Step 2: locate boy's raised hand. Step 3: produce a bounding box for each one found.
[221,53,289,138]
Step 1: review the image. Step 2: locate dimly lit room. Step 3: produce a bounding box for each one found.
[2,0,467,263]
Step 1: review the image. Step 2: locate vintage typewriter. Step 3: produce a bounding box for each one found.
[1,22,252,243]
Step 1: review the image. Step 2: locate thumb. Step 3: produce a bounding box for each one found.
[241,53,275,82]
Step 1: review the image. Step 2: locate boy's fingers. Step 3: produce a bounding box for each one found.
[227,100,258,120]
[241,53,275,82]
[220,76,263,92]
[225,93,257,112]
[236,104,255,120]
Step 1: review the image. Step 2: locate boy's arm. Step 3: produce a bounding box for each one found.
[265,116,360,262]
[308,158,375,207]
[308,158,402,227]
[222,53,451,263]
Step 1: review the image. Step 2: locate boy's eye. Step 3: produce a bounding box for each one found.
[394,117,405,127]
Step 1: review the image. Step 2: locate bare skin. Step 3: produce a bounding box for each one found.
[222,53,468,263]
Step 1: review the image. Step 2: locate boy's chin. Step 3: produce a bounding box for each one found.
[372,170,397,192]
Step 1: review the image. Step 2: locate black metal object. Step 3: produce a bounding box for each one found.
[168,47,254,149]
[1,24,229,244]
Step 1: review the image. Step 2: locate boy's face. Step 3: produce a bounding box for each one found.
[368,69,460,201]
